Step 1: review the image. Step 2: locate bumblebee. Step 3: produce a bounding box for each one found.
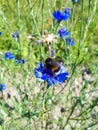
[45,57,63,74]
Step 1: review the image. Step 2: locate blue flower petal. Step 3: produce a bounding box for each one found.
[66,37,75,46]
[72,0,80,3]
[21,59,26,64]
[53,10,70,22]
[4,52,15,60]
[9,54,15,60]
[0,84,6,91]
[53,11,64,22]
[34,69,43,78]
[57,72,68,83]
[65,8,71,13]
[12,32,19,39]
[47,78,57,86]
[16,59,21,64]
[4,52,11,59]
[0,32,2,35]
[58,28,69,38]
[34,61,68,86]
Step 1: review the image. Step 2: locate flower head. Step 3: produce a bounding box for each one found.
[65,8,71,13]
[51,49,55,57]
[53,10,70,22]
[58,28,69,38]
[34,61,68,86]
[4,52,15,60]
[16,59,21,64]
[38,30,57,45]
[0,32,2,35]
[15,54,26,64]
[21,59,26,64]
[16,59,26,64]
[43,34,56,44]
[64,8,71,18]
[0,84,6,91]
[66,37,75,46]
[72,0,80,3]
[12,32,19,41]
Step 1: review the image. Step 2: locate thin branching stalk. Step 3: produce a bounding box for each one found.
[27,0,41,36]
[56,0,97,96]
[81,0,97,44]
[41,0,44,35]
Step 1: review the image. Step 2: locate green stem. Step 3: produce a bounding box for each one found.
[27,0,41,36]
[88,0,92,15]
[56,0,85,96]
[71,3,75,24]
[84,121,98,130]
[0,58,1,84]
[17,36,21,56]
[17,0,20,19]
[0,12,12,32]
[41,0,44,35]
[62,100,78,129]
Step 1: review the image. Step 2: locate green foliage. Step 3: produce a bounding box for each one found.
[0,0,98,129]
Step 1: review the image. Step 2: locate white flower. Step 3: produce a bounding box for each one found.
[39,30,57,44]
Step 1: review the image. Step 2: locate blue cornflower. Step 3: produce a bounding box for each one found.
[51,49,55,57]
[21,59,26,64]
[34,62,68,86]
[4,52,15,60]
[72,0,80,3]
[65,8,71,13]
[0,84,6,91]
[9,54,15,60]
[64,8,71,18]
[53,10,70,22]
[66,37,75,46]
[16,59,21,64]
[0,32,2,35]
[58,28,69,38]
[12,32,19,41]
[16,59,26,64]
